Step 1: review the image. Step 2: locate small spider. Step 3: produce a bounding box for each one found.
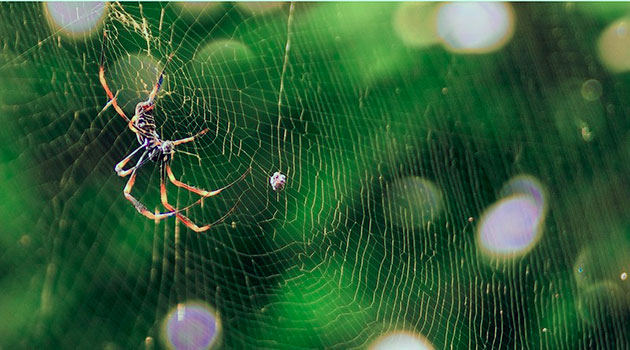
[270,171,286,192]
[99,31,248,232]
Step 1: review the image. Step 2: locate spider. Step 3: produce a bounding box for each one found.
[98,31,248,232]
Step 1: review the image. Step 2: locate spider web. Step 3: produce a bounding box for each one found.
[2,2,630,349]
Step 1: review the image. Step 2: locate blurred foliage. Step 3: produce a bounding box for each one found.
[2,2,630,350]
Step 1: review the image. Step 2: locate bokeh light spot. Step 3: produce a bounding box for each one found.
[393,3,440,48]
[478,175,547,258]
[574,237,630,291]
[162,302,220,350]
[175,2,225,20]
[573,236,630,327]
[369,331,434,350]
[385,176,443,228]
[193,39,255,90]
[237,2,285,15]
[597,17,630,73]
[499,175,546,211]
[477,195,544,258]
[550,83,605,144]
[45,2,106,38]
[108,54,162,109]
[195,39,254,69]
[581,79,603,101]
[577,282,625,326]
[436,2,514,54]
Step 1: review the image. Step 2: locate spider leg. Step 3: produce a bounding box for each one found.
[99,30,130,122]
[125,168,203,221]
[114,141,149,177]
[172,128,209,146]
[121,152,182,220]
[122,151,204,220]
[145,54,174,109]
[99,90,120,114]
[160,163,241,233]
[124,173,176,220]
[165,163,250,198]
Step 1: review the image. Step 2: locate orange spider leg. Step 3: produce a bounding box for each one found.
[172,128,209,146]
[165,163,250,197]
[114,141,148,177]
[124,168,204,221]
[162,197,239,233]
[99,30,130,123]
[124,170,177,220]
[145,53,174,108]
[160,164,244,232]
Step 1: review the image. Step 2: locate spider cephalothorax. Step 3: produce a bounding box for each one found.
[99,30,248,232]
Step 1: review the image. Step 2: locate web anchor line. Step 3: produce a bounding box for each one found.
[276,2,295,175]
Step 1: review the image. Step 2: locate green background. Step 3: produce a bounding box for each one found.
[2,2,630,349]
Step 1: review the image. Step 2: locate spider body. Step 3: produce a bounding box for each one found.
[132,101,159,146]
[99,31,247,232]
[130,100,171,163]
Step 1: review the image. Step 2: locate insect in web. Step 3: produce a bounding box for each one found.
[269,171,286,192]
[98,31,249,232]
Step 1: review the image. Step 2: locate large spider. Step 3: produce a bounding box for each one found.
[99,31,248,232]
